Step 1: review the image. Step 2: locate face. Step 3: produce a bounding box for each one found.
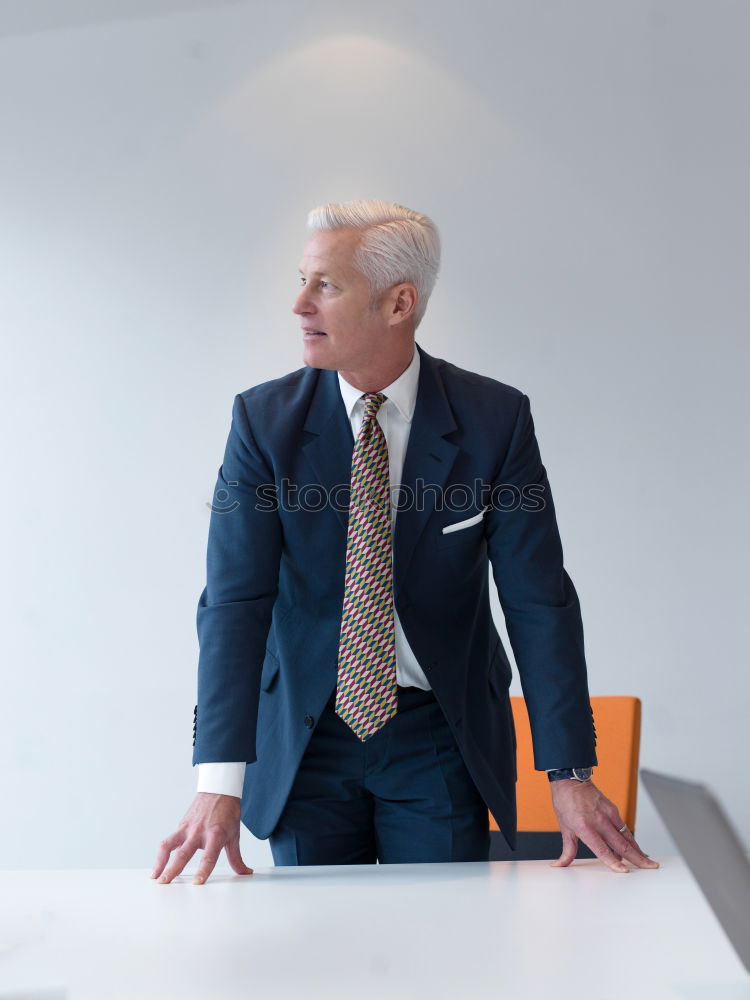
[292,228,393,372]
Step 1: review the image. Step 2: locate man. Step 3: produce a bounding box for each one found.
[152,200,658,884]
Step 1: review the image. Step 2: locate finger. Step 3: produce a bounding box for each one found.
[192,839,222,885]
[549,829,578,867]
[151,833,184,879]
[607,813,656,863]
[614,827,660,869]
[581,829,630,873]
[157,840,200,884]
[225,837,254,877]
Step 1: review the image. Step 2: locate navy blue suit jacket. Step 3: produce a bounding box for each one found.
[192,343,597,850]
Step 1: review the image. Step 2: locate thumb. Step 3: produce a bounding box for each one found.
[550,830,578,867]
[226,836,254,876]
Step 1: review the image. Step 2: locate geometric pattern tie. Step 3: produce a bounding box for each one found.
[335,392,398,740]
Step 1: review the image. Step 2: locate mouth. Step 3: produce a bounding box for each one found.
[302,329,327,338]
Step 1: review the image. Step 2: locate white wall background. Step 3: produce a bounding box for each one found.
[1,0,748,872]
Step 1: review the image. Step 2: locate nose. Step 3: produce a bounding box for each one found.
[292,288,314,316]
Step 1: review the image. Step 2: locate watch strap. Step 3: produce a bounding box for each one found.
[547,767,594,782]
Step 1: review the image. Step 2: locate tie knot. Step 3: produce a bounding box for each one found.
[361,392,387,422]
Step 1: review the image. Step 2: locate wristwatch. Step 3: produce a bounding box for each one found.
[547,767,594,782]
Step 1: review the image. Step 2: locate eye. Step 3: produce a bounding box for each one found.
[298,276,332,290]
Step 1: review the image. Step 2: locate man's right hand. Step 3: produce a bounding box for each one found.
[151,792,254,885]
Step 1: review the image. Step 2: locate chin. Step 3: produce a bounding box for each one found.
[303,340,336,370]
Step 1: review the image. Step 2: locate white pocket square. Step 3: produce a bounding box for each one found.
[441,506,490,534]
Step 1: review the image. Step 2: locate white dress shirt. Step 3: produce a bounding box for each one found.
[196,345,572,796]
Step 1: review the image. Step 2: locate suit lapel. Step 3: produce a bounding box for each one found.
[301,368,354,535]
[393,344,458,598]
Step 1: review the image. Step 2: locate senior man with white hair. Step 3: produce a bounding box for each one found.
[152,199,659,883]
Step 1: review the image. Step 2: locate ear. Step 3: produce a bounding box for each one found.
[387,282,418,327]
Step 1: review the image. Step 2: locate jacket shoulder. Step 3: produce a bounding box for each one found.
[233,364,321,432]
[237,364,313,408]
[434,354,525,400]
[424,351,527,428]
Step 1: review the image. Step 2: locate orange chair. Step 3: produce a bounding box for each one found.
[489,696,642,861]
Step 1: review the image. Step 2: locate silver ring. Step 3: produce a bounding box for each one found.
[618,824,628,834]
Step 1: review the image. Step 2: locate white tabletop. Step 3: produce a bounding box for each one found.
[1,857,748,1000]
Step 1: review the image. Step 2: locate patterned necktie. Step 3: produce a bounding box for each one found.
[335,392,398,740]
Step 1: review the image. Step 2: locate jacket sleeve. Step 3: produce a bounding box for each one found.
[484,392,597,770]
[192,393,282,766]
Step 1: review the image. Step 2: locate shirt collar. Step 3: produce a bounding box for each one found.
[337,343,420,423]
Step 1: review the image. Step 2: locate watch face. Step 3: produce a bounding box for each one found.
[573,768,593,781]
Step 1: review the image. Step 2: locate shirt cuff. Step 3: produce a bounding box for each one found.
[196,762,246,798]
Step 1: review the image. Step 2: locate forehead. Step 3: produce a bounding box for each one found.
[298,228,365,280]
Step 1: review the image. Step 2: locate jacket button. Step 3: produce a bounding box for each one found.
[304,714,314,729]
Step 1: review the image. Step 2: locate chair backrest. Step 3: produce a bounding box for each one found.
[488,696,642,834]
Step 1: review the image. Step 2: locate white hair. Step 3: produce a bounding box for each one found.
[306,199,441,329]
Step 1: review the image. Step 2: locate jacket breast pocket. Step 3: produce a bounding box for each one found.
[436,515,486,549]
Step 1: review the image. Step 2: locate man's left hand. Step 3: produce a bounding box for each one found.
[549,778,660,873]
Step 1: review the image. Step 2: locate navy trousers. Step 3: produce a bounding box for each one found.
[268,684,491,865]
